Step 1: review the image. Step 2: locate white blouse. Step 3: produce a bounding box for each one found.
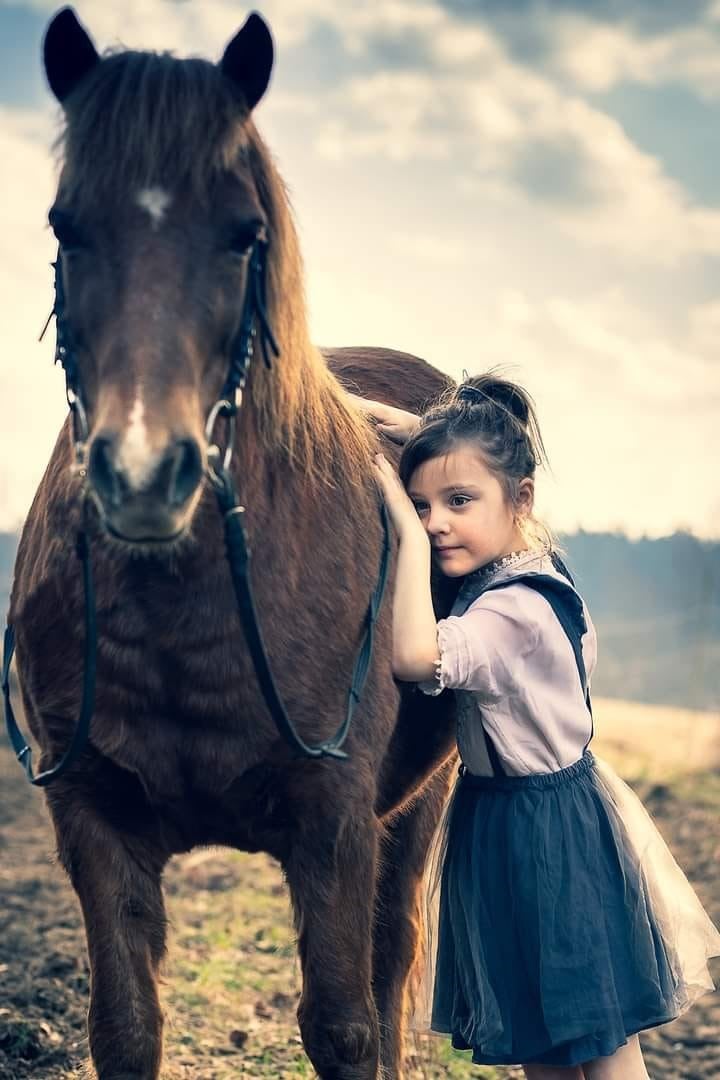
[419,550,597,777]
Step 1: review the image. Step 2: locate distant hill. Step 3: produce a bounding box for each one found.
[0,528,717,711]
[0,532,17,623]
[561,531,719,712]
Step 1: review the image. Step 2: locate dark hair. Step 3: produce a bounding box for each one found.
[399,373,551,546]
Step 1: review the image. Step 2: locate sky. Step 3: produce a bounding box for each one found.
[1,0,719,539]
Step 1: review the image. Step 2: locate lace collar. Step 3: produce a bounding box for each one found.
[462,547,549,590]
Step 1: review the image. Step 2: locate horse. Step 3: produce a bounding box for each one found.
[8,9,458,1079]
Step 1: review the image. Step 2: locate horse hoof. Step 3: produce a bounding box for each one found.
[303,1018,378,1075]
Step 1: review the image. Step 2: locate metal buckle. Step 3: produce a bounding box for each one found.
[205,387,241,485]
[66,387,89,474]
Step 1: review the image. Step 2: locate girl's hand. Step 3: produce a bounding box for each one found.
[348,395,420,445]
[372,453,427,540]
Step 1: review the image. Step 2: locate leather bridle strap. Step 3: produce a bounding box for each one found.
[211,464,392,760]
[2,510,97,785]
[204,239,393,761]
[2,255,97,784]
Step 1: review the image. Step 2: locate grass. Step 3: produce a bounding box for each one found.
[154,698,719,1078]
[159,846,514,1078]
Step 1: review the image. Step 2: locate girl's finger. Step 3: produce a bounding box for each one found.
[373,462,399,491]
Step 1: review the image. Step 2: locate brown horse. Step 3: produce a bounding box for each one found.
[9,9,458,1079]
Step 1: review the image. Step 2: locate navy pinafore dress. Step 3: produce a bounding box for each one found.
[427,562,689,1067]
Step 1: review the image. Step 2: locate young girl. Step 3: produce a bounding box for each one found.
[362,376,720,1080]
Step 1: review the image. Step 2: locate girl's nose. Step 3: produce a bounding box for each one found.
[425,510,450,536]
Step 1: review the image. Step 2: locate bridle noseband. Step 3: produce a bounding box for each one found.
[3,240,391,784]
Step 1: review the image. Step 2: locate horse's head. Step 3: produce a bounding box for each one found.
[43,8,276,544]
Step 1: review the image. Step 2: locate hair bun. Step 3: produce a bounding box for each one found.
[456,384,486,405]
[456,375,529,425]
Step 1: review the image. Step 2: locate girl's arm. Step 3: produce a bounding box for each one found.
[347,394,421,445]
[372,454,439,681]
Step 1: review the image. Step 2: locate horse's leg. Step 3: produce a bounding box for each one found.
[372,764,453,1079]
[46,781,168,1080]
[285,802,380,1080]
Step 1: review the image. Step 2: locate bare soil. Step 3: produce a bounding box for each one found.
[0,702,718,1080]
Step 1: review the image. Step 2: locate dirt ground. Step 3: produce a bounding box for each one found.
[0,699,718,1080]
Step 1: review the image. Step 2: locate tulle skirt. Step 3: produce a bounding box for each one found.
[412,752,720,1067]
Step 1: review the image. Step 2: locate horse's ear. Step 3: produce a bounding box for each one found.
[220,12,274,111]
[44,7,100,104]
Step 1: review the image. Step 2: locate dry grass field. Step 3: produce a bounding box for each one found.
[0,696,718,1080]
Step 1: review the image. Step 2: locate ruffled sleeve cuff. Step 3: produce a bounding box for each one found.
[417,619,478,697]
[418,655,447,697]
[416,617,500,699]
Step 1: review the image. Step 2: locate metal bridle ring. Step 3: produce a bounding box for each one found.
[66,386,90,470]
[67,387,89,440]
[205,392,240,481]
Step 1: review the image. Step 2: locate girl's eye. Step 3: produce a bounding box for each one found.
[413,503,429,517]
[449,494,471,507]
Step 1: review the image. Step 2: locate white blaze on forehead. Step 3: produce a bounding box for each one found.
[136,187,171,229]
[118,392,156,489]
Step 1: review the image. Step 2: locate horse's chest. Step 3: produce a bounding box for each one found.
[22,561,315,805]
[70,596,268,794]
[95,591,251,718]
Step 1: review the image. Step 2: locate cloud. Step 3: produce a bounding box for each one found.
[543,8,720,100]
[11,0,720,102]
[389,230,465,265]
[313,32,720,263]
[442,0,710,34]
[2,0,447,56]
[1,0,718,538]
[689,297,720,357]
[0,104,66,527]
[543,295,717,407]
[453,286,720,537]
[1,0,316,58]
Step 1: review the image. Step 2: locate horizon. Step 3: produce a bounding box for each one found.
[1,522,717,546]
[1,1,719,539]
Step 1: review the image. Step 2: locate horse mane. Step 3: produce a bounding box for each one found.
[56,49,375,489]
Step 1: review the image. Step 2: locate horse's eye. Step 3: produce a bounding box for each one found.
[227,222,264,257]
[49,210,86,254]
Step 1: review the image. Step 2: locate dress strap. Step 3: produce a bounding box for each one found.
[515,577,591,704]
[549,550,576,586]
[459,565,595,760]
[469,570,595,757]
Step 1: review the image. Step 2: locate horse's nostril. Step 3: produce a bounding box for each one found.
[167,438,203,508]
[88,435,124,508]
[88,433,202,512]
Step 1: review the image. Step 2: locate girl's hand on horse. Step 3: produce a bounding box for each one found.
[373,454,427,541]
[348,395,420,444]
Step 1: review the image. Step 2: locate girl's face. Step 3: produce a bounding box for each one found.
[407,443,532,577]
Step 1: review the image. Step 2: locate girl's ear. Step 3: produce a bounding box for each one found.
[516,477,534,519]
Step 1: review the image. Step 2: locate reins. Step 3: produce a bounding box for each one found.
[3,242,391,782]
[2,511,97,787]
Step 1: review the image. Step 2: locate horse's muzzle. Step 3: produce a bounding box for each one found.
[87,432,204,541]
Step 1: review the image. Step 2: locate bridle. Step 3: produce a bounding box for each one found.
[2,240,392,785]
[204,236,279,484]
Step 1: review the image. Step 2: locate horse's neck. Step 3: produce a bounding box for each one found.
[229,402,376,570]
